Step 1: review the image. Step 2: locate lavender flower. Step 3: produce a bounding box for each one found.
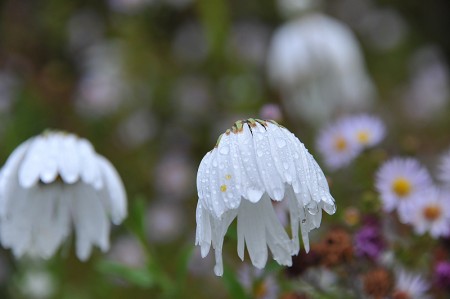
[435,261,450,288]
[354,220,385,260]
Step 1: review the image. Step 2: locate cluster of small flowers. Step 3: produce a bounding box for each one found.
[376,153,450,238]
[317,114,385,170]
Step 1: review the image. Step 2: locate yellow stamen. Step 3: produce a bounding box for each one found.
[225,174,231,180]
[220,185,227,192]
[334,136,347,152]
[391,177,411,197]
[357,131,370,145]
[423,205,441,221]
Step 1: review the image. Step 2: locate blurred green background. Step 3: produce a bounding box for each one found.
[0,0,449,298]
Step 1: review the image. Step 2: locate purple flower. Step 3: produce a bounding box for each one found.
[435,261,450,288]
[354,221,385,260]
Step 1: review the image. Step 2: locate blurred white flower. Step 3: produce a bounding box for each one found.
[393,269,430,299]
[267,14,375,125]
[0,131,127,260]
[75,41,129,117]
[412,187,450,238]
[344,114,385,148]
[375,158,431,223]
[21,270,55,299]
[402,46,449,120]
[195,119,336,276]
[316,119,360,170]
[145,201,184,243]
[108,235,147,268]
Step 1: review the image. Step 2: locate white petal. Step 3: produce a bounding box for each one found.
[261,195,294,266]
[210,210,237,276]
[208,150,227,218]
[29,184,70,258]
[197,151,213,212]
[195,202,211,258]
[72,183,110,261]
[251,125,285,201]
[217,134,242,210]
[236,126,265,202]
[39,135,59,184]
[98,156,127,224]
[266,123,297,186]
[19,137,46,188]
[237,198,268,269]
[78,139,103,189]
[57,134,80,184]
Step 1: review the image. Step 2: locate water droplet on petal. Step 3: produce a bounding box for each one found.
[276,138,286,148]
[220,146,229,155]
[256,150,263,157]
[283,162,289,170]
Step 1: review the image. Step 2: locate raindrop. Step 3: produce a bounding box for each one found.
[283,162,289,170]
[256,150,263,157]
[276,138,286,148]
[220,146,229,155]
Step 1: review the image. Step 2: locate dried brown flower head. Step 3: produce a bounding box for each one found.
[363,268,392,299]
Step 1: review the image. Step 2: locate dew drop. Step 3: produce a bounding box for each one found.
[220,146,229,155]
[283,162,289,170]
[276,138,286,148]
[256,150,263,157]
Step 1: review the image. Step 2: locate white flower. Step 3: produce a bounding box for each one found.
[343,114,385,148]
[0,131,127,260]
[267,14,375,125]
[412,187,450,238]
[316,119,361,170]
[375,158,431,223]
[393,269,430,299]
[195,119,336,276]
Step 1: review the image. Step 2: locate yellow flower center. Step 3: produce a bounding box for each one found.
[220,185,227,192]
[357,131,370,145]
[334,136,347,152]
[391,177,411,197]
[423,205,441,221]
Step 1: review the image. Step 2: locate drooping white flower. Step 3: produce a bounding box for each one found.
[316,119,361,170]
[393,269,430,299]
[267,14,375,125]
[412,187,450,238]
[0,131,127,260]
[375,158,431,223]
[195,119,336,276]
